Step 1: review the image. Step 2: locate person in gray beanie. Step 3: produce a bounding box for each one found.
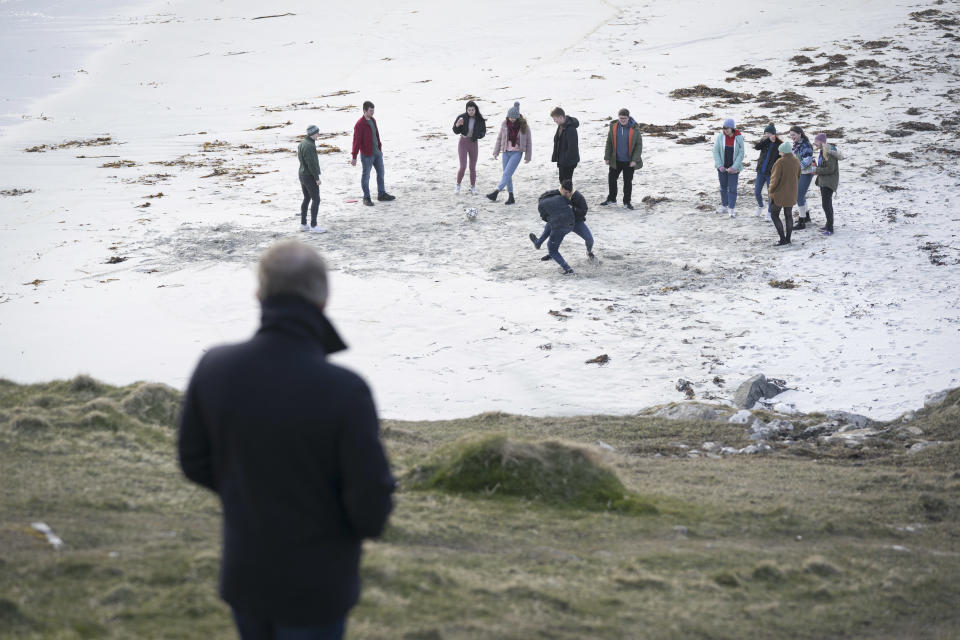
[297,125,326,233]
[488,102,532,204]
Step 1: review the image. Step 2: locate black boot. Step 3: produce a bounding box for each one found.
[486,190,499,201]
[505,192,515,205]
[529,233,541,249]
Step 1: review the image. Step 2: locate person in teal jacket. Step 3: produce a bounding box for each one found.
[712,118,744,218]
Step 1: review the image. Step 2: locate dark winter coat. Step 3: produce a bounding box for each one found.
[537,193,575,233]
[551,116,580,167]
[604,119,643,168]
[452,112,486,141]
[753,137,782,177]
[769,153,801,207]
[178,295,395,626]
[298,136,322,181]
[814,144,840,192]
[539,189,588,223]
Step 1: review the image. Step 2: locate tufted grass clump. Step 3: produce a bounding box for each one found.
[407,434,657,514]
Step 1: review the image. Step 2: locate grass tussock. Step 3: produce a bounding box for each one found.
[407,434,657,514]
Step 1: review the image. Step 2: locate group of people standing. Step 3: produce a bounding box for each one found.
[297,102,841,259]
[714,118,841,245]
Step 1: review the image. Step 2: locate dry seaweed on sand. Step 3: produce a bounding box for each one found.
[635,122,694,137]
[99,160,136,168]
[24,136,114,153]
[668,85,752,102]
[724,65,771,80]
[0,188,33,196]
[768,279,799,289]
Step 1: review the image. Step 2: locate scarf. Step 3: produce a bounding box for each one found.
[506,119,522,146]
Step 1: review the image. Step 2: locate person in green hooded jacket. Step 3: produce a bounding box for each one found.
[297,125,325,233]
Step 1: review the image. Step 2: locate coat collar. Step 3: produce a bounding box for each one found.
[257,295,347,355]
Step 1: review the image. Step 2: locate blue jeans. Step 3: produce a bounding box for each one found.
[797,173,814,207]
[717,169,739,208]
[538,221,593,253]
[753,173,770,207]
[232,611,345,640]
[360,153,385,199]
[547,227,572,271]
[497,151,523,191]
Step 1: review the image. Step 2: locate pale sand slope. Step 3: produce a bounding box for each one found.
[0,0,958,420]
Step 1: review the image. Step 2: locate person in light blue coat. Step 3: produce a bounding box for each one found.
[712,118,744,217]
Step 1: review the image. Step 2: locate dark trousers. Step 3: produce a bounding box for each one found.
[547,227,573,271]
[769,203,793,243]
[558,164,576,185]
[299,173,319,226]
[537,221,593,253]
[607,161,635,204]
[820,186,835,231]
[233,610,346,640]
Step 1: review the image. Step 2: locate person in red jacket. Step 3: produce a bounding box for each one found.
[350,101,396,206]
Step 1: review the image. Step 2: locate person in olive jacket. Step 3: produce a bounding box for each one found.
[178,240,395,640]
[297,124,325,233]
[812,132,841,235]
[602,108,643,210]
[550,106,580,184]
[452,100,486,194]
[768,141,801,246]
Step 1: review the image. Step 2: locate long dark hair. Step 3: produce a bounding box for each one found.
[465,100,483,120]
[789,125,809,144]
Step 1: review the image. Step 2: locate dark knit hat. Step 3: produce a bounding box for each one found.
[306,124,319,136]
[560,179,573,192]
[763,124,777,135]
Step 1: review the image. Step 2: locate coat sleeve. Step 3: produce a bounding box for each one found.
[572,192,588,218]
[351,121,361,160]
[177,364,216,493]
[452,115,464,135]
[305,146,321,180]
[604,125,613,165]
[631,128,643,167]
[732,135,745,172]
[815,151,838,176]
[491,126,502,158]
[769,160,782,194]
[338,380,395,539]
[712,133,723,169]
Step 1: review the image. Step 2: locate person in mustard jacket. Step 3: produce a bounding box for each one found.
[768,141,801,246]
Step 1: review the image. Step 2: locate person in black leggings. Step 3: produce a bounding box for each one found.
[812,133,840,235]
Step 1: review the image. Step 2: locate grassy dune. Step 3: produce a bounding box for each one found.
[1,376,958,639]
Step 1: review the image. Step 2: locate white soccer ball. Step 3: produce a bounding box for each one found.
[465,207,478,220]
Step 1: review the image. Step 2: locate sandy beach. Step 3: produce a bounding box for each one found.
[0,0,958,420]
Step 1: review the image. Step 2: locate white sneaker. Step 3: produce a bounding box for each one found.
[455,184,461,194]
[729,207,736,218]
[309,225,327,234]
[755,206,764,217]
[299,224,309,231]
[470,186,478,195]
[716,204,726,214]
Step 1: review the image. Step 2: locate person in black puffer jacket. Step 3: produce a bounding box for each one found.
[530,182,594,260]
[529,179,580,274]
[550,107,580,185]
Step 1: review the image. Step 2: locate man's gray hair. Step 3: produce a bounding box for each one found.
[257,240,328,309]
